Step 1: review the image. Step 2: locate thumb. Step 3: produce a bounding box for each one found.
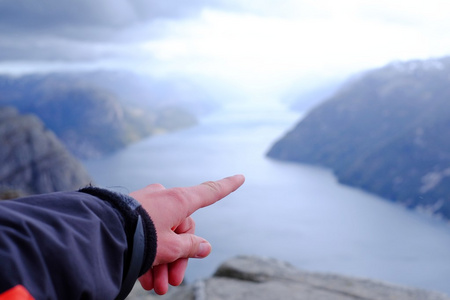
[179,234,212,259]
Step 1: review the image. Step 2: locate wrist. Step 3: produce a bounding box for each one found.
[78,187,157,286]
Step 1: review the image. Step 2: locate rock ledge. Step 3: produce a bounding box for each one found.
[128,256,450,300]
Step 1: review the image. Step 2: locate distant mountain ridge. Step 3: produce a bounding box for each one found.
[268,56,450,220]
[0,107,91,197]
[0,71,200,159]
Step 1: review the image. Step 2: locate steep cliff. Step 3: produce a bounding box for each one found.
[267,56,450,220]
[0,72,198,159]
[0,107,92,197]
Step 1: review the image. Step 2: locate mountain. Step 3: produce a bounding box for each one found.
[79,71,219,116]
[0,107,92,198]
[283,78,344,112]
[267,56,450,220]
[0,71,200,159]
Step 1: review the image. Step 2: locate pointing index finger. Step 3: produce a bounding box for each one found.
[184,174,245,216]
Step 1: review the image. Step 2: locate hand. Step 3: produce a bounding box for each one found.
[130,174,245,295]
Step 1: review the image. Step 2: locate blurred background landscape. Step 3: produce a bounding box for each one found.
[1,0,450,296]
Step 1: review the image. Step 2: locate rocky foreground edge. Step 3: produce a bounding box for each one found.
[127,255,450,300]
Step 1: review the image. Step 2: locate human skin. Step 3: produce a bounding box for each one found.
[130,174,245,295]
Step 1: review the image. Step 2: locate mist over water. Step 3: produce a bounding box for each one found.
[85,103,450,295]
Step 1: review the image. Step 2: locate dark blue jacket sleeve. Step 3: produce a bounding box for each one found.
[0,188,157,300]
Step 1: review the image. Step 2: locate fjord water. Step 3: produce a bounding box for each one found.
[85,103,450,295]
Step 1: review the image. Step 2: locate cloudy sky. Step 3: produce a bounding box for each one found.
[1,0,450,101]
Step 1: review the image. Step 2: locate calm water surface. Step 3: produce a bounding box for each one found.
[85,104,450,295]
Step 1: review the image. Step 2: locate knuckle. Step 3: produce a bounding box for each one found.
[188,217,196,232]
[187,234,198,257]
[149,183,165,189]
[182,217,196,234]
[202,180,222,193]
[157,235,184,263]
[166,187,189,206]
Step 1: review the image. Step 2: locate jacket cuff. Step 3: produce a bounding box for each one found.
[78,186,156,276]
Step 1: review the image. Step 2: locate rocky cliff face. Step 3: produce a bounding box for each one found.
[267,56,450,220]
[0,107,92,197]
[127,256,450,300]
[0,72,198,159]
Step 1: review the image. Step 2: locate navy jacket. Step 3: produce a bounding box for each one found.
[0,187,157,300]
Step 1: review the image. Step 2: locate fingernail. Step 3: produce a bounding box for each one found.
[196,242,211,258]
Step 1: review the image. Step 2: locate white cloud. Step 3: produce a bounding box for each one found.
[2,0,450,103]
[137,5,450,99]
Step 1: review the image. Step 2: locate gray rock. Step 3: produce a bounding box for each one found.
[127,256,450,300]
[0,73,199,159]
[0,106,92,196]
[267,56,450,220]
